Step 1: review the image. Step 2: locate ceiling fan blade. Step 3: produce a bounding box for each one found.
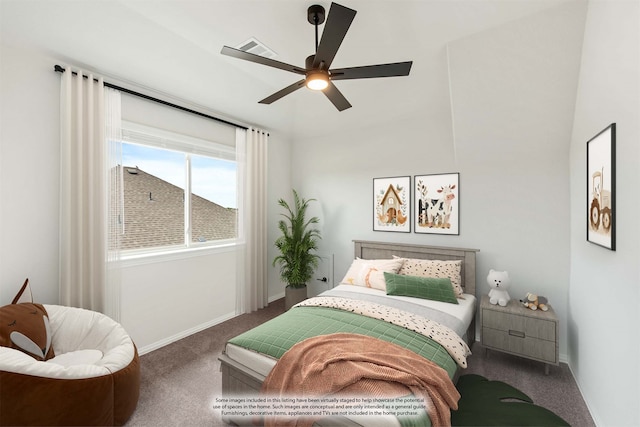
[312,3,357,70]
[259,79,306,104]
[323,81,352,111]
[330,61,413,80]
[221,46,306,75]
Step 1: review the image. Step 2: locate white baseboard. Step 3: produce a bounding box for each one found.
[559,352,569,364]
[566,359,602,427]
[269,292,284,303]
[138,311,237,356]
[139,293,289,355]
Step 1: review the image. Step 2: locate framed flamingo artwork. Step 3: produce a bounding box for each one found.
[373,176,410,232]
[414,173,460,235]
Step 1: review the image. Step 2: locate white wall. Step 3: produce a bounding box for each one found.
[0,41,292,353]
[1,44,60,305]
[115,95,233,351]
[290,110,457,283]
[118,123,290,351]
[289,2,586,362]
[119,248,237,352]
[266,130,292,300]
[568,1,640,425]
[445,1,587,360]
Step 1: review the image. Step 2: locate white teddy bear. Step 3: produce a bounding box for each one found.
[487,269,511,307]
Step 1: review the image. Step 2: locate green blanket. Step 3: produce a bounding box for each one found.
[229,305,460,426]
[228,305,458,378]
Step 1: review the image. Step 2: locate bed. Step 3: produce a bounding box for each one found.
[219,240,479,427]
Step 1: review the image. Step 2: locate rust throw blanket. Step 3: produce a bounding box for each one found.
[260,333,460,427]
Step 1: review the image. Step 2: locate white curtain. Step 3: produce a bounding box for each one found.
[59,68,121,317]
[236,128,269,314]
[105,88,123,321]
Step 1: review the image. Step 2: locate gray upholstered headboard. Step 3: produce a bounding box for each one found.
[353,240,479,297]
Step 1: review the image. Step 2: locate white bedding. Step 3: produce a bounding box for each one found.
[329,284,476,336]
[224,285,476,378]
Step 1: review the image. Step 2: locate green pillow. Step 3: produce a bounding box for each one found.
[384,272,459,304]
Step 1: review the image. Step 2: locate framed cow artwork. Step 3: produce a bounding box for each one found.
[373,176,411,232]
[414,173,460,235]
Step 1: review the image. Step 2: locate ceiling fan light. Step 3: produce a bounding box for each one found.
[306,72,329,91]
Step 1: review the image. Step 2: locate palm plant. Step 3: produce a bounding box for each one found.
[273,189,321,289]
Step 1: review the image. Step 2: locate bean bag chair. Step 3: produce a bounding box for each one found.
[0,280,140,426]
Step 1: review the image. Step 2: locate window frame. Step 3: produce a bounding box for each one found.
[115,121,239,261]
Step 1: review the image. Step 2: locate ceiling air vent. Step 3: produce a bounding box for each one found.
[236,37,277,59]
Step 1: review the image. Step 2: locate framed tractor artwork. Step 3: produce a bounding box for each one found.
[587,123,616,250]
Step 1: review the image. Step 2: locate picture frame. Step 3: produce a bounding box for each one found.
[587,123,616,250]
[414,173,460,235]
[373,176,411,232]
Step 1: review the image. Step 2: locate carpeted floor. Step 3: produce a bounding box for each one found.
[464,341,595,427]
[125,298,595,426]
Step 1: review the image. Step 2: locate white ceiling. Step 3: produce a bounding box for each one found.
[1,0,571,139]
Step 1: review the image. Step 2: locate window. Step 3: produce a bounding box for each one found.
[117,122,237,252]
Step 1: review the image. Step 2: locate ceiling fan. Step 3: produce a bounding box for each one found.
[221,2,413,111]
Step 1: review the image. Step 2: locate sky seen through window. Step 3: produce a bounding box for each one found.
[122,143,237,209]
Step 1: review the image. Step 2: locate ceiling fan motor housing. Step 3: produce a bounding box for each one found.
[307,5,326,25]
[305,54,320,70]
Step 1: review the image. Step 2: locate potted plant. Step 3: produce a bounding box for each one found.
[273,189,321,310]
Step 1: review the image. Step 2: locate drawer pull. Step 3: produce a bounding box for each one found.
[509,329,525,338]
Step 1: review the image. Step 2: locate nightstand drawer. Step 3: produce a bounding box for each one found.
[482,327,557,363]
[482,308,556,341]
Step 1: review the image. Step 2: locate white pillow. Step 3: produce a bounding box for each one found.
[394,256,464,298]
[340,258,404,290]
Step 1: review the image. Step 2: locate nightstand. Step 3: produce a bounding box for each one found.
[480,295,559,374]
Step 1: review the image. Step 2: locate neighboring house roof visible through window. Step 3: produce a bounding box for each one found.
[120,166,236,250]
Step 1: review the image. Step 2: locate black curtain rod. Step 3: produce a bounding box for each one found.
[54,65,248,131]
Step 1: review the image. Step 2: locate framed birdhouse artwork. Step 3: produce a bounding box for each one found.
[373,176,410,232]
